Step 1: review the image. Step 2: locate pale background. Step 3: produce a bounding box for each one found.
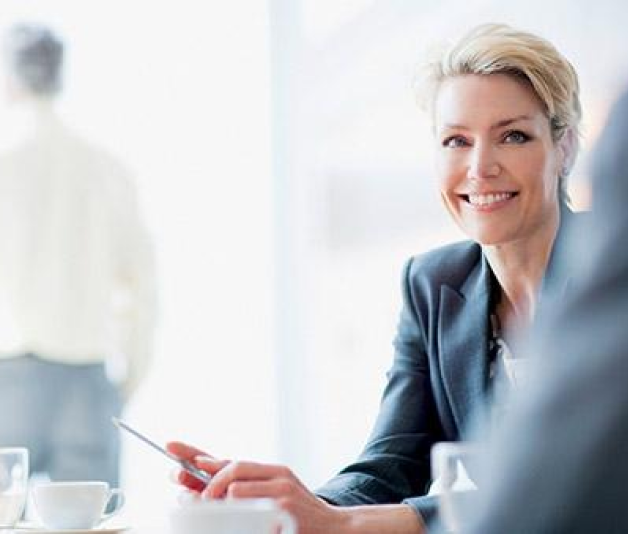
[1,0,627,528]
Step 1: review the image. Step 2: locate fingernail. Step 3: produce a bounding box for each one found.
[194,455,214,464]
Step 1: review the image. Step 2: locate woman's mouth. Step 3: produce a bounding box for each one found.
[460,191,518,209]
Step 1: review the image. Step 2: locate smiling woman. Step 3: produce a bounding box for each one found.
[435,73,565,248]
[166,23,585,534]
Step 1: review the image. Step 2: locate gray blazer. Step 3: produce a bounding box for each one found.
[462,89,628,534]
[316,205,578,525]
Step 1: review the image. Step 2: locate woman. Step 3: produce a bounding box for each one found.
[168,23,582,533]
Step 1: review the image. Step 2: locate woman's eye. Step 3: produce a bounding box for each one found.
[442,136,469,148]
[503,130,530,144]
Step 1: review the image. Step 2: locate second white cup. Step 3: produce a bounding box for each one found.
[170,498,295,534]
[32,481,124,530]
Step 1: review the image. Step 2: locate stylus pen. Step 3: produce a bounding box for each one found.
[112,417,212,485]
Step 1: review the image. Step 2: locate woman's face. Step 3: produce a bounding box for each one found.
[433,73,563,246]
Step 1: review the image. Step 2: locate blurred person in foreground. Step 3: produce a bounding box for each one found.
[452,88,628,534]
[165,23,585,533]
[0,24,156,487]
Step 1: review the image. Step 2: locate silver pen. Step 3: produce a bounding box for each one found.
[112,417,212,485]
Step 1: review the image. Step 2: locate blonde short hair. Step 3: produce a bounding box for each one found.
[421,24,582,197]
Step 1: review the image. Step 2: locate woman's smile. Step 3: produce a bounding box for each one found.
[459,191,519,211]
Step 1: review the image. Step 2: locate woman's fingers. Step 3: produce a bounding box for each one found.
[170,452,303,511]
[175,458,348,534]
[166,441,210,462]
[203,461,294,499]
[167,442,230,492]
[177,469,209,492]
[221,479,293,499]
[195,457,231,475]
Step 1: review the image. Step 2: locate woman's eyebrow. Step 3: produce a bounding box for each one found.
[440,123,470,131]
[491,115,534,130]
[440,115,534,133]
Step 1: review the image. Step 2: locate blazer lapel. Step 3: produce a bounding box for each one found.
[438,254,492,435]
[539,205,577,304]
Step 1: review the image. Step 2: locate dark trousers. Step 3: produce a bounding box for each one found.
[0,354,122,487]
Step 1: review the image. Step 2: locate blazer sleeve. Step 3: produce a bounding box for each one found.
[315,257,445,525]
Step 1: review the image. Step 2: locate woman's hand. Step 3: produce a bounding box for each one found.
[166,443,349,534]
[166,441,230,493]
[199,459,350,534]
[167,442,425,533]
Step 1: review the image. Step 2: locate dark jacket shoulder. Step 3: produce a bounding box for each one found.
[405,240,483,296]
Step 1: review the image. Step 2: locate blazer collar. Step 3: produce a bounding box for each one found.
[438,250,492,435]
[539,203,576,303]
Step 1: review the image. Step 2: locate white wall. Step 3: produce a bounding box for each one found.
[0,1,274,527]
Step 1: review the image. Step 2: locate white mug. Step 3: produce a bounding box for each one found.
[32,481,124,530]
[170,498,296,534]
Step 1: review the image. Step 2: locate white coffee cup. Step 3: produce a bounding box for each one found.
[170,498,296,534]
[32,481,124,530]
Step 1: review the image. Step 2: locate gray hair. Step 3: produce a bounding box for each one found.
[3,24,64,96]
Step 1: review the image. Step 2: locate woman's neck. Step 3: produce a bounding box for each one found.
[483,209,560,335]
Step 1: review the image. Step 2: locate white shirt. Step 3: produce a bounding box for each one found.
[0,100,156,399]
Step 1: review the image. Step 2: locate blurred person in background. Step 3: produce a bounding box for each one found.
[0,23,156,487]
[456,86,628,534]
[166,24,584,533]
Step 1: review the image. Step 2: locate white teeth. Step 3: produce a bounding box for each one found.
[467,192,514,206]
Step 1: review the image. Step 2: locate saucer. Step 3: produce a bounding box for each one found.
[16,526,129,533]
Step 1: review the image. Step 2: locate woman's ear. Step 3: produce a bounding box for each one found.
[558,127,578,176]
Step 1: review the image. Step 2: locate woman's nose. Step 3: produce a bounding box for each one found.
[467,145,500,181]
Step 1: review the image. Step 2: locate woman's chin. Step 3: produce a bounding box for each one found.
[467,230,510,247]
